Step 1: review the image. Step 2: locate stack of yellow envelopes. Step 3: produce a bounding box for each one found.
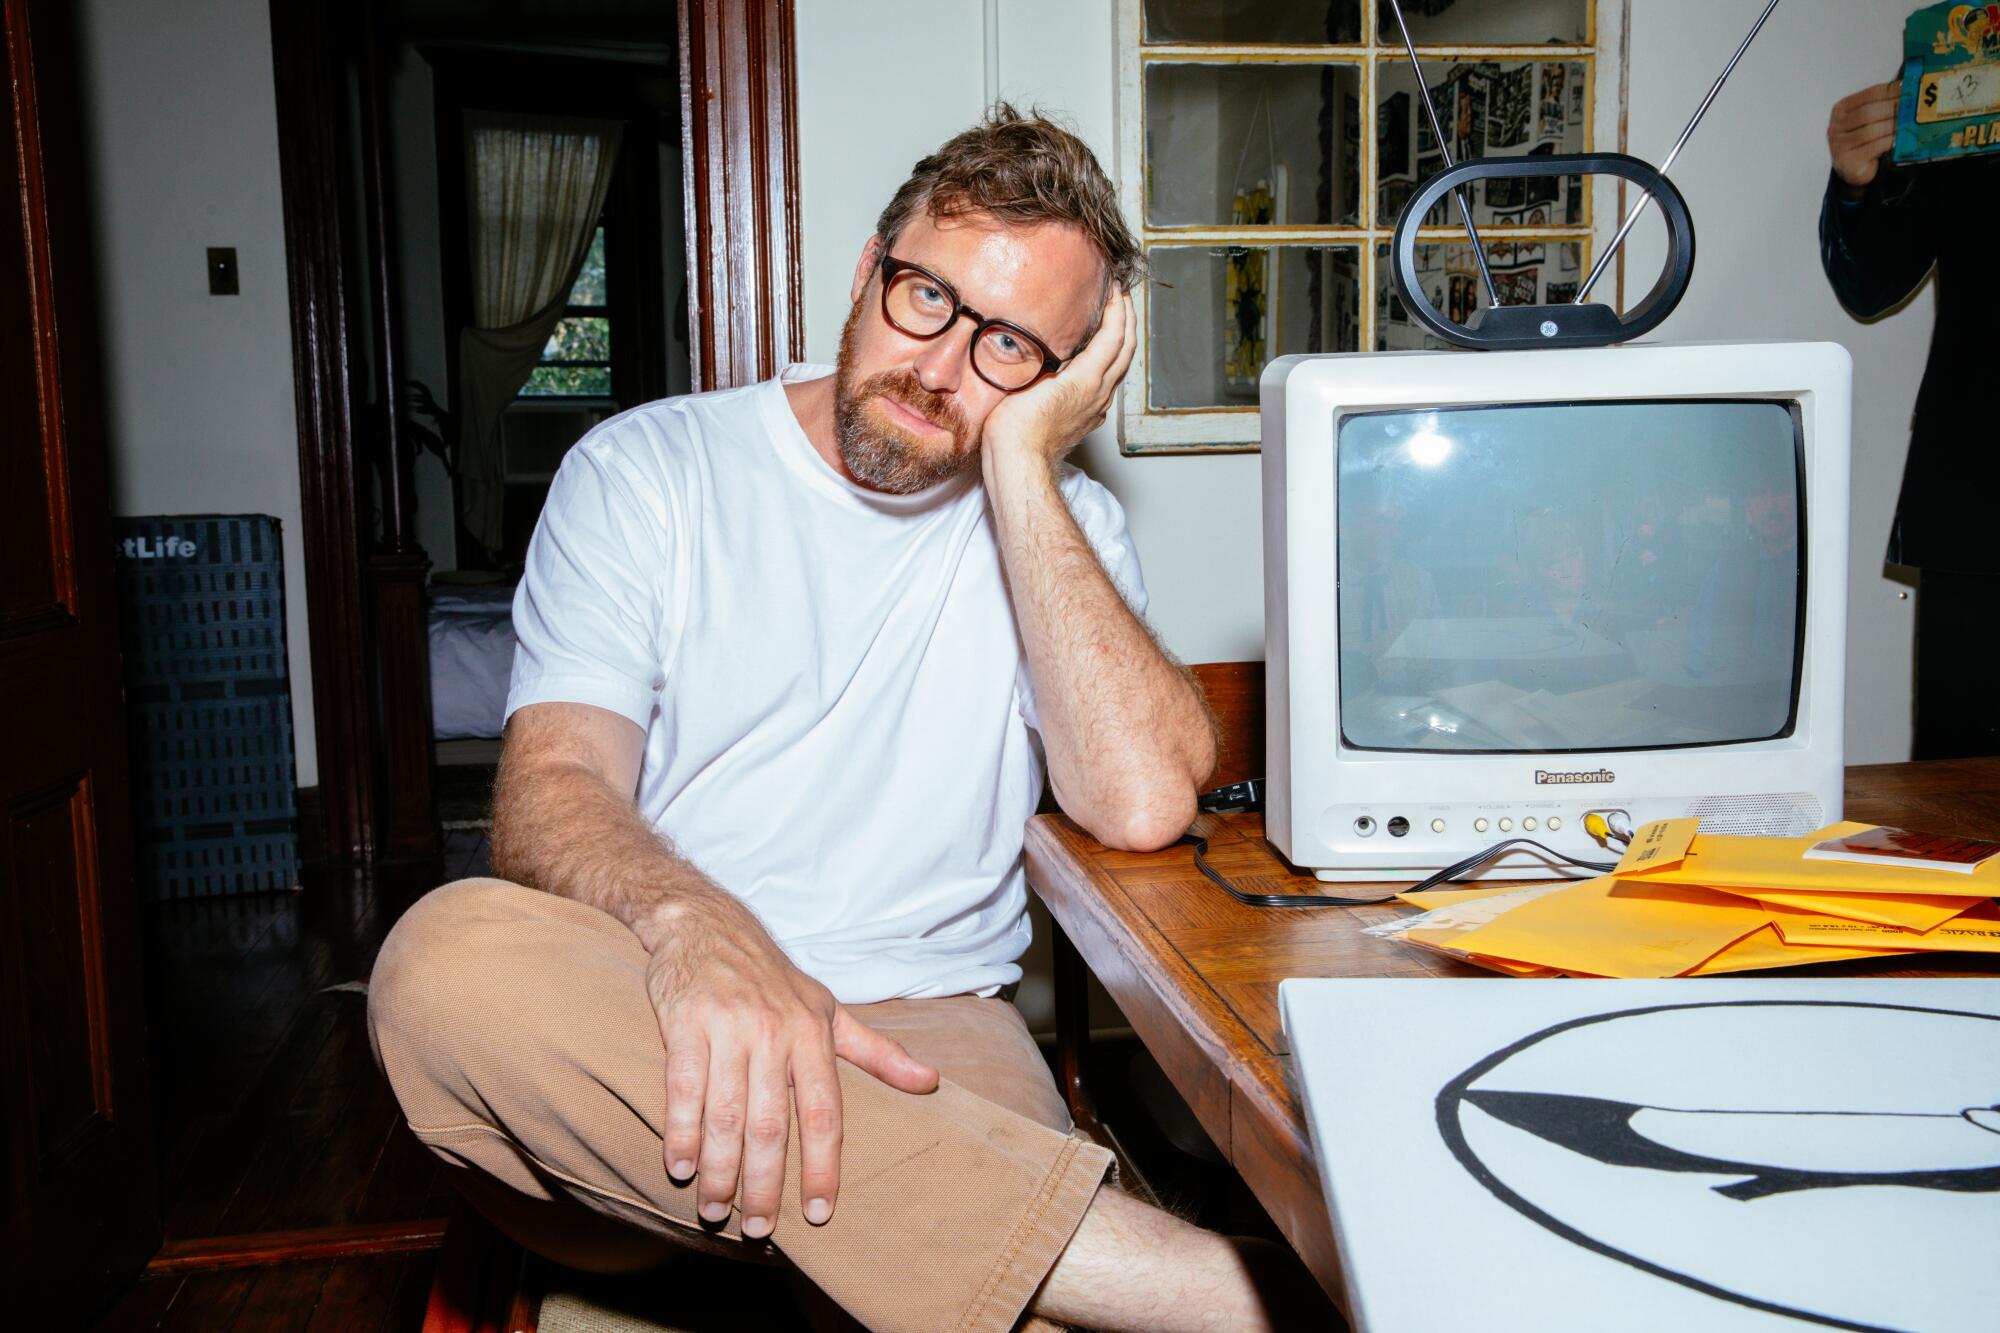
[1385,819,2000,978]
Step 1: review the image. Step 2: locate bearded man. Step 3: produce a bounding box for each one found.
[369,106,1330,1332]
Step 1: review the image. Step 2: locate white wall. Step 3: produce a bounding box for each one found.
[76,0,321,787]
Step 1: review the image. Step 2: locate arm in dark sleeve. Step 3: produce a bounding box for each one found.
[1818,165,1935,319]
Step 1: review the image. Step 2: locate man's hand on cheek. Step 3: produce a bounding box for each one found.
[981,284,1137,479]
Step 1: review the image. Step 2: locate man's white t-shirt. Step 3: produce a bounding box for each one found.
[506,364,1147,1004]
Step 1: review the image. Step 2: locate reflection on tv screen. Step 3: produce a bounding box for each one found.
[1336,400,1801,753]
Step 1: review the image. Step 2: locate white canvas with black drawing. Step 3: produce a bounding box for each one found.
[1279,978,2000,1332]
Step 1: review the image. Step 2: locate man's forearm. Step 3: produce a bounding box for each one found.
[986,451,1215,849]
[490,754,760,954]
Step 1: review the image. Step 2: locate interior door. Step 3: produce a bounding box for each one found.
[1,0,162,1324]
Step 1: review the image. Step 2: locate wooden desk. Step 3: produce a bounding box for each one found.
[1024,757,2000,1297]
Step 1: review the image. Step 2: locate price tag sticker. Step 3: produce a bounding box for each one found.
[1916,61,2000,122]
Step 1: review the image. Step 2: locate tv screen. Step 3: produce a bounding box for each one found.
[1337,400,1803,753]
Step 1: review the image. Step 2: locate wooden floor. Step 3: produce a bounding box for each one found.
[89,832,494,1331]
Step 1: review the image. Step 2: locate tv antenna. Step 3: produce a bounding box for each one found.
[1383,0,1786,350]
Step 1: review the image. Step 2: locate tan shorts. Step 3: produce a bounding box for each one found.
[366,879,1113,1333]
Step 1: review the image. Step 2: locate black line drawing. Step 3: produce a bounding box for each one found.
[1464,1089,2000,1201]
[1436,1001,2000,1333]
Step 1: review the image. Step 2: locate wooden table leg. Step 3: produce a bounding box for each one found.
[1052,918,1102,1138]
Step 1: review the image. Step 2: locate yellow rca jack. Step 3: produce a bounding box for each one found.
[1583,809,1634,849]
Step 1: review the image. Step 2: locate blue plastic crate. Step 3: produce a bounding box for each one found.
[115,515,288,683]
[116,516,299,899]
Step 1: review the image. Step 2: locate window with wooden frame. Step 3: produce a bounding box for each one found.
[1117,0,1628,451]
[520,222,612,398]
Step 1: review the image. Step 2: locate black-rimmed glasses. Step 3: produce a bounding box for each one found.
[877,255,1063,392]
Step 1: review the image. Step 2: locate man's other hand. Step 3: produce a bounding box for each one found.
[981,283,1138,474]
[1828,81,1900,193]
[643,909,938,1240]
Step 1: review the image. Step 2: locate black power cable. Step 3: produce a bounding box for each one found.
[1184,778,1617,907]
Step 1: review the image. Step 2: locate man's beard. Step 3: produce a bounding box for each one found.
[832,301,977,495]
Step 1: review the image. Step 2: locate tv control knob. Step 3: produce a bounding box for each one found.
[1522,817,1538,832]
[1474,818,1489,833]
[1498,818,1514,832]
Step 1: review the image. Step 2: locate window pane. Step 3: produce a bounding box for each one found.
[1148,244,1361,408]
[1376,59,1587,230]
[569,226,607,306]
[1374,0,1588,46]
[1144,0,1361,43]
[521,364,612,397]
[541,316,610,365]
[1146,62,1362,226]
[1373,238,1585,350]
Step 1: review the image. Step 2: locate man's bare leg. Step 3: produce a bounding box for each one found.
[1032,1187,1339,1332]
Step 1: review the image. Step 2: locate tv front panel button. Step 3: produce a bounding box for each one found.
[1430,818,1445,833]
[1474,818,1489,833]
[1498,818,1514,832]
[1522,817,1538,832]
[1547,816,1562,831]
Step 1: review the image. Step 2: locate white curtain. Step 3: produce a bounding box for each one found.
[457,111,623,556]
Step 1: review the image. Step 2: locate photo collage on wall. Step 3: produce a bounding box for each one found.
[1376,60,1587,232]
[1376,240,1583,350]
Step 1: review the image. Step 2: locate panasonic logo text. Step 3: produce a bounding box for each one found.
[1534,769,1615,785]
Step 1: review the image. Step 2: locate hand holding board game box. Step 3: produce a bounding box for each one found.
[1895,2,2000,162]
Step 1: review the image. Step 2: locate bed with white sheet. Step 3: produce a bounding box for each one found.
[429,582,517,741]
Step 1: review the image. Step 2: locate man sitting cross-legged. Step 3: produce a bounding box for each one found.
[368,105,1335,1333]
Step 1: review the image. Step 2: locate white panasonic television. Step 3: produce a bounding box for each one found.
[1261,341,1851,881]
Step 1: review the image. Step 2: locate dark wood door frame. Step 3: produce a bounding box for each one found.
[4,0,162,1320]
[681,0,806,391]
[270,0,377,864]
[270,0,802,863]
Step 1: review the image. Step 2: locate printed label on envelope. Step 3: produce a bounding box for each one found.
[1766,898,2000,951]
[1613,818,1700,876]
[1895,2,2000,163]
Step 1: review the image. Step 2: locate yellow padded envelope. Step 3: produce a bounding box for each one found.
[1765,898,2000,952]
[1703,883,1976,931]
[1684,923,1918,973]
[1444,877,1769,978]
[1619,820,2000,898]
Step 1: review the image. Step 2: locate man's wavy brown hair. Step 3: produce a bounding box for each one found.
[874,103,1144,299]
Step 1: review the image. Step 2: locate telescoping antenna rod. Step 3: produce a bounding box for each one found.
[1384,0,1499,306]
[1573,0,1786,304]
